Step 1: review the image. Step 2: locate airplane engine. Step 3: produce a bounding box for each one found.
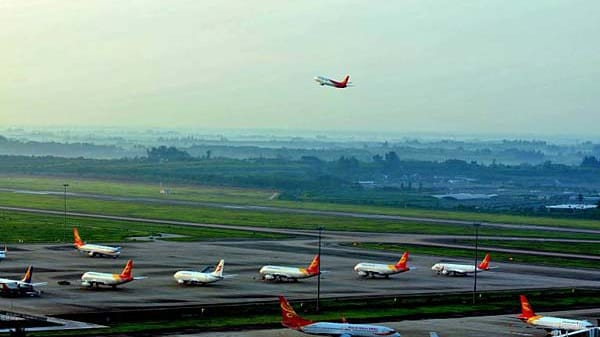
[357,271,368,277]
[88,251,95,257]
[81,281,92,287]
[177,279,185,284]
[263,274,275,280]
[441,269,449,275]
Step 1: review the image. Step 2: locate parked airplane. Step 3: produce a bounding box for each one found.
[354,251,411,278]
[0,244,6,261]
[260,255,320,282]
[280,295,400,337]
[81,259,144,288]
[431,253,493,276]
[0,266,46,297]
[314,75,352,88]
[174,259,235,285]
[73,227,121,258]
[518,295,594,333]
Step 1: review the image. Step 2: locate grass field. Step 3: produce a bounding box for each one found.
[0,211,284,244]
[2,175,600,230]
[352,242,600,269]
[456,239,600,256]
[2,191,600,242]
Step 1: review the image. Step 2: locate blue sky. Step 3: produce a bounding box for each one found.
[2,0,599,137]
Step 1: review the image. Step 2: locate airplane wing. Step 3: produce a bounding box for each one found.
[23,282,47,287]
[556,329,596,336]
[201,266,214,273]
[133,276,147,280]
[222,274,237,279]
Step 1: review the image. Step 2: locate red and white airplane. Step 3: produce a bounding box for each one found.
[73,227,121,258]
[314,75,352,88]
[81,259,145,288]
[431,253,493,276]
[279,296,400,337]
[354,251,411,278]
[260,255,320,282]
[0,265,46,297]
[518,295,594,334]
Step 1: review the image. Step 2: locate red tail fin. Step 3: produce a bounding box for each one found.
[395,251,409,269]
[342,75,350,85]
[478,253,490,270]
[306,255,320,275]
[279,296,313,329]
[73,227,84,248]
[120,260,133,279]
[21,265,33,283]
[518,295,536,320]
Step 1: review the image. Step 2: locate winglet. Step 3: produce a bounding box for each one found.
[120,260,134,279]
[478,253,491,270]
[518,295,536,320]
[73,227,84,248]
[395,251,409,269]
[279,296,313,329]
[306,255,320,275]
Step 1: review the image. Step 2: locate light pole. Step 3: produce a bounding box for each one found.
[316,226,323,313]
[473,223,480,305]
[63,184,69,242]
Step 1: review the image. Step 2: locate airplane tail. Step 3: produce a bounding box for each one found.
[3,244,7,252]
[518,295,536,320]
[342,75,350,85]
[21,265,33,283]
[73,227,84,248]
[279,296,313,329]
[478,253,491,270]
[394,251,409,269]
[306,255,320,275]
[120,260,134,279]
[211,259,224,277]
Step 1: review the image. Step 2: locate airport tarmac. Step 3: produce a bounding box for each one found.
[163,308,600,337]
[1,236,599,317]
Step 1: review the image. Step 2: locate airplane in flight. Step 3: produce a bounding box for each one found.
[354,251,411,278]
[314,75,352,88]
[431,253,493,276]
[174,259,235,285]
[73,227,121,258]
[279,295,401,337]
[518,295,594,334]
[260,255,320,282]
[0,266,47,297]
[0,244,6,261]
[81,259,145,288]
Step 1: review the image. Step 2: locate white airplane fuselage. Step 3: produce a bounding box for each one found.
[524,316,593,332]
[299,322,400,337]
[173,271,222,285]
[77,243,121,258]
[81,272,131,288]
[260,266,315,281]
[354,263,408,278]
[431,263,483,276]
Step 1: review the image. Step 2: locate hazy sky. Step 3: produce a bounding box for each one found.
[2,1,599,136]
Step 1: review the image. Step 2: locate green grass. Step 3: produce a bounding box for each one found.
[2,175,600,230]
[3,191,600,241]
[456,239,600,256]
[353,242,600,269]
[0,211,284,244]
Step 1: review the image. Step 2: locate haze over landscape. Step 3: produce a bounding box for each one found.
[2,0,599,136]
